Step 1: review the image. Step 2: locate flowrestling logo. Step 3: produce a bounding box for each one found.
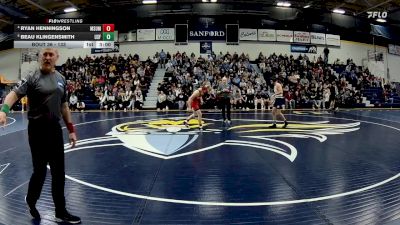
[367,11,388,19]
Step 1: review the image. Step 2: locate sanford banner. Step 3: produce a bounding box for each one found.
[189,25,225,41]
[290,44,317,54]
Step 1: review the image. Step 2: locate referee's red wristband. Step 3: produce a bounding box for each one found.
[66,122,75,133]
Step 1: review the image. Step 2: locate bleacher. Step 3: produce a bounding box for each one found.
[361,87,400,108]
[331,63,400,108]
[60,53,157,111]
[81,91,99,110]
[332,64,346,75]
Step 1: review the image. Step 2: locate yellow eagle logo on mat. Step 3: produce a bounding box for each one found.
[115,119,210,133]
[106,118,360,162]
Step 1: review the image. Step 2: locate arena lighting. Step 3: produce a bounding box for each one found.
[142,0,157,4]
[210,0,217,2]
[277,2,291,7]
[333,9,345,14]
[63,7,77,13]
[376,18,387,23]
[202,0,208,2]
[304,5,311,8]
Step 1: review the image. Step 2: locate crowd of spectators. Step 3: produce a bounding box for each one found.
[60,53,157,111]
[1,49,399,112]
[156,50,398,111]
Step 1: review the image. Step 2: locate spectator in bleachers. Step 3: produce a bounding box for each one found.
[159,49,167,68]
[284,91,295,109]
[261,88,271,110]
[134,90,144,111]
[176,92,187,110]
[204,87,217,110]
[116,88,125,110]
[157,91,167,111]
[98,92,107,109]
[323,87,330,109]
[165,91,175,110]
[152,55,159,67]
[329,82,337,110]
[232,88,245,110]
[123,89,133,110]
[69,93,78,111]
[246,85,255,110]
[106,91,116,110]
[76,101,85,112]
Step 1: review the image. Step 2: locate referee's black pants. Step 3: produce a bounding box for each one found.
[26,118,66,214]
[220,98,231,121]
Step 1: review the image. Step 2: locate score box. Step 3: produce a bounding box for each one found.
[103,32,114,41]
[102,24,114,32]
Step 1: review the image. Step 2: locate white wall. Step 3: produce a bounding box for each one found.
[21,62,39,80]
[0,48,21,80]
[58,40,387,66]
[387,53,400,82]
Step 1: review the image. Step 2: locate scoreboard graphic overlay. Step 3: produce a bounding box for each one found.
[14,19,115,49]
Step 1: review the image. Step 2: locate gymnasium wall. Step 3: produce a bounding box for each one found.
[57,41,386,65]
[387,53,400,82]
[0,48,21,81]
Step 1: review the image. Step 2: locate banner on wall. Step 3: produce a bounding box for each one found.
[258,29,276,41]
[294,31,310,43]
[137,29,156,41]
[326,34,341,46]
[156,28,174,41]
[291,44,317,54]
[189,26,225,41]
[310,32,326,45]
[388,44,400,56]
[91,43,119,54]
[118,30,137,42]
[200,41,212,54]
[239,28,257,41]
[276,30,294,42]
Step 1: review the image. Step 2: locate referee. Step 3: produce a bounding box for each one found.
[0,48,81,224]
[217,76,232,126]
